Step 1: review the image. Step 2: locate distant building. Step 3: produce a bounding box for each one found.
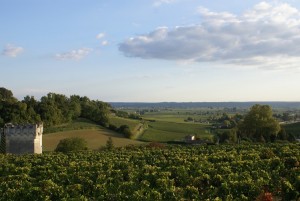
[185,135,195,142]
[1,123,43,154]
[184,135,211,145]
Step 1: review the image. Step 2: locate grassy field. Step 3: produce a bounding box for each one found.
[44,118,102,134]
[140,121,212,142]
[109,115,141,130]
[142,109,210,123]
[43,118,143,151]
[43,128,143,151]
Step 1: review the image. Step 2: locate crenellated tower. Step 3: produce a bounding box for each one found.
[2,123,43,154]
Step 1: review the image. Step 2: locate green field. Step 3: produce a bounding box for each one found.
[43,118,144,151]
[43,118,102,134]
[109,115,141,131]
[42,110,300,148]
[140,121,212,142]
[141,109,212,123]
[43,129,143,151]
[104,109,214,142]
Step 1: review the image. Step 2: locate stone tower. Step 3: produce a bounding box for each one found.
[3,123,43,154]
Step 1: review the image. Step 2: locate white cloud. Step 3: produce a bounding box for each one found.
[96,32,109,46]
[2,44,24,57]
[96,32,105,39]
[120,2,300,70]
[101,40,109,46]
[153,0,177,7]
[55,48,92,60]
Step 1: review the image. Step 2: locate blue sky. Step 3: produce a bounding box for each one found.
[1,0,300,102]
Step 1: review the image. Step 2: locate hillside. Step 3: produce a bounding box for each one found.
[43,119,143,151]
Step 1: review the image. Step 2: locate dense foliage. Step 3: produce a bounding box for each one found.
[0,144,299,200]
[55,137,88,153]
[238,104,281,142]
[0,87,110,127]
[113,110,141,120]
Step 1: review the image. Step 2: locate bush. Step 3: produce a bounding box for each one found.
[118,125,134,139]
[108,124,118,131]
[55,137,88,153]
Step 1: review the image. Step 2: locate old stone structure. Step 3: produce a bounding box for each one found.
[1,123,43,154]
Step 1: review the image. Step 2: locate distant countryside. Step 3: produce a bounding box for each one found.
[1,88,300,200]
[2,1,300,200]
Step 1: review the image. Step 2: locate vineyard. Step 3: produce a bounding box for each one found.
[0,144,299,200]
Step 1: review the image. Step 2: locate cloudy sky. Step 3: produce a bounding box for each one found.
[1,0,300,102]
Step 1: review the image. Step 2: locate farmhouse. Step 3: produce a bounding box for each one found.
[184,135,210,145]
[185,135,195,141]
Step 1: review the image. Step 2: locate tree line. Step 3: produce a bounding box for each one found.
[0,87,110,128]
[216,104,297,143]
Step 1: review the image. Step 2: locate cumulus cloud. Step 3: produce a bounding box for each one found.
[55,48,92,60]
[120,2,300,69]
[2,44,24,57]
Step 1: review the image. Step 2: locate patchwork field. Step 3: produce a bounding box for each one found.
[140,121,212,142]
[42,109,300,150]
[140,108,215,123]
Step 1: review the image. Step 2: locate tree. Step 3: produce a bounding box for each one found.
[118,125,134,139]
[223,120,231,128]
[55,137,88,153]
[69,95,82,119]
[217,129,237,143]
[0,87,14,101]
[79,97,110,126]
[106,137,114,150]
[238,104,280,142]
[278,128,288,141]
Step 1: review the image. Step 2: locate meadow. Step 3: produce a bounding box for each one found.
[43,118,103,134]
[107,109,214,142]
[43,118,143,151]
[126,107,223,123]
[140,121,211,142]
[109,115,140,130]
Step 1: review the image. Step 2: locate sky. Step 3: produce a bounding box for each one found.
[1,0,300,102]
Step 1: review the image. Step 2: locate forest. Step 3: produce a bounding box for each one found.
[0,87,110,128]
